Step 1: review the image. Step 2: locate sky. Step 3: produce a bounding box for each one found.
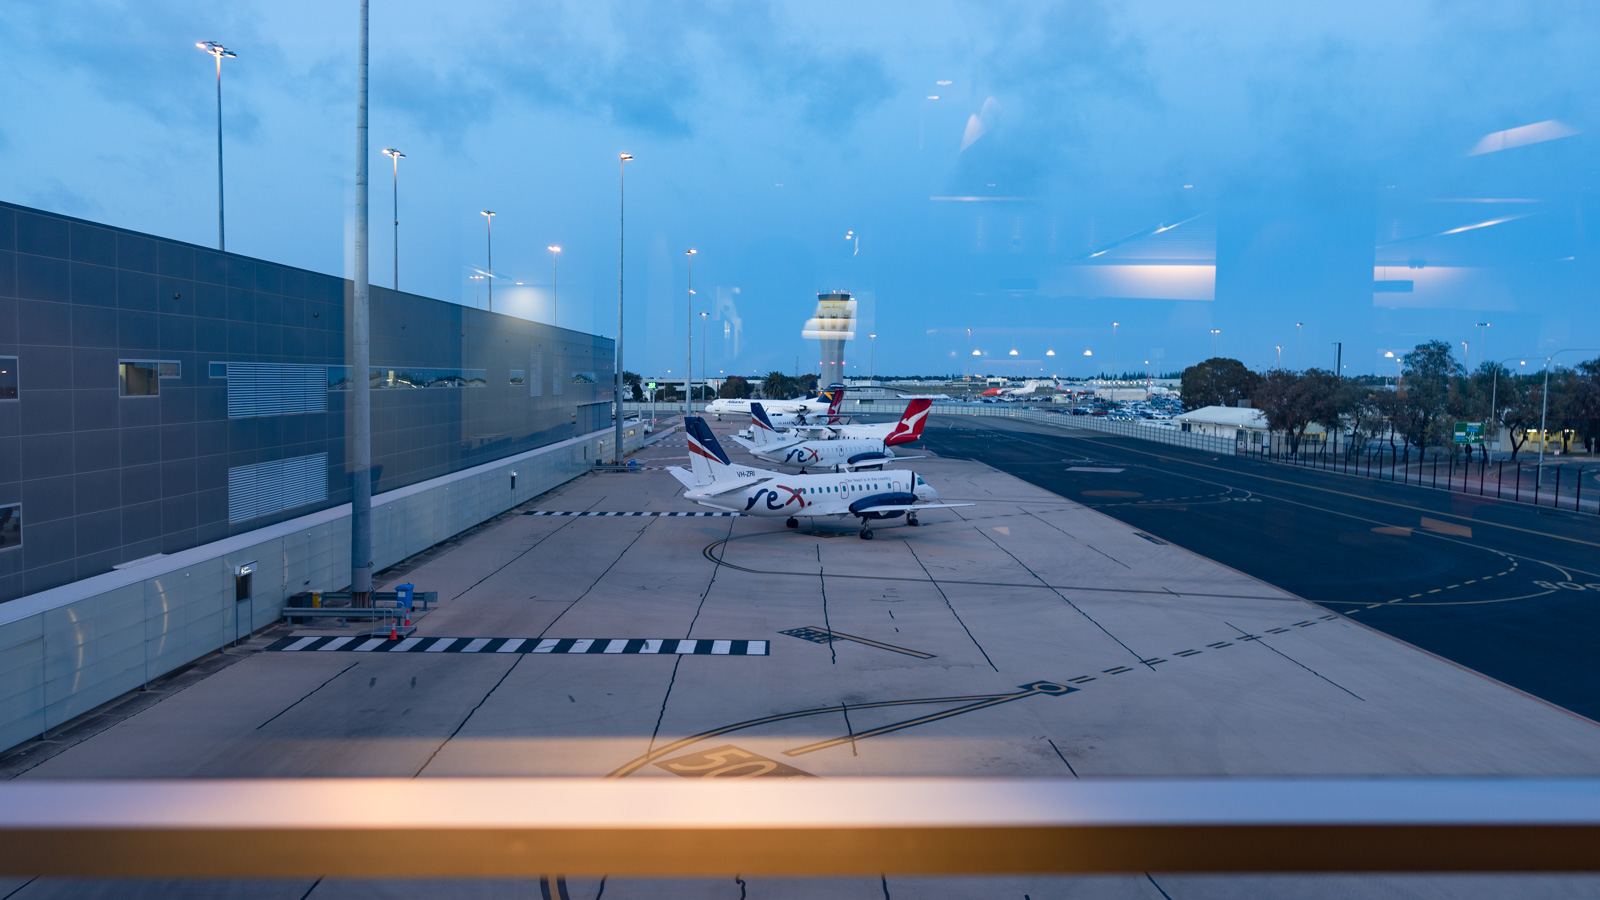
[3,0,1598,379]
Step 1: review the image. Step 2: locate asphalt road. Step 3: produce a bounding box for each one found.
[916,416,1600,721]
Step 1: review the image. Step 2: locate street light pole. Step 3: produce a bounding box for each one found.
[870,333,876,384]
[382,148,403,290]
[479,210,495,312]
[1476,323,1490,370]
[700,311,707,402]
[685,249,697,414]
[1210,329,1220,358]
[614,154,632,464]
[1276,345,1282,368]
[348,5,373,608]
[1535,348,1600,484]
[196,41,236,252]
[1112,322,1119,380]
[1295,323,1303,371]
[547,246,561,326]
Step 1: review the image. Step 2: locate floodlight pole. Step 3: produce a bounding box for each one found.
[197,41,236,251]
[685,249,697,414]
[614,154,632,464]
[349,1,373,608]
[383,149,404,289]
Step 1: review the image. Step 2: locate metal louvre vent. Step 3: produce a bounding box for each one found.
[228,453,328,523]
[226,363,328,418]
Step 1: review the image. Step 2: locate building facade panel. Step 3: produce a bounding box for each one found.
[0,200,615,604]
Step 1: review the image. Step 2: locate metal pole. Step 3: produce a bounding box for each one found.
[685,250,695,415]
[391,152,399,289]
[700,312,707,405]
[1537,359,1550,485]
[215,52,225,251]
[614,154,630,464]
[486,216,493,313]
[350,0,373,608]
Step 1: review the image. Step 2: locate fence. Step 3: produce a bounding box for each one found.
[1240,437,1598,515]
[625,401,1239,456]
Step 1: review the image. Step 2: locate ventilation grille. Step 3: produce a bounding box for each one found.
[227,363,328,418]
[228,453,328,523]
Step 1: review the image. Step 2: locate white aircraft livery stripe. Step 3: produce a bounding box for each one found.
[268,637,770,656]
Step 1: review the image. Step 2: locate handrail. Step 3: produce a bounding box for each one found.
[1,778,1597,876]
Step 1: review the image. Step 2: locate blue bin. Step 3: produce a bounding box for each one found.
[396,583,415,610]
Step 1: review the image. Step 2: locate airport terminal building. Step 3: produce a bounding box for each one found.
[0,199,616,605]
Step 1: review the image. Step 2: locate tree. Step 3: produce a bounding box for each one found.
[1394,340,1463,452]
[1180,358,1260,410]
[1570,358,1600,453]
[761,371,796,400]
[622,371,644,403]
[1253,368,1351,455]
[719,375,751,399]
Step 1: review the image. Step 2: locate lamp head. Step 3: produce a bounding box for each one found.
[480,210,495,218]
[547,246,561,253]
[383,148,404,159]
[197,41,236,59]
[620,153,633,161]
[686,248,697,256]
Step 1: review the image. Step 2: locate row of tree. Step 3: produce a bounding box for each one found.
[616,371,815,402]
[1180,342,1600,458]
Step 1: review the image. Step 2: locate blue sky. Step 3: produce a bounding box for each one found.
[3,0,1597,378]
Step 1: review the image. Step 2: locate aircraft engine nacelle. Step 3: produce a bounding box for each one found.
[849,491,915,520]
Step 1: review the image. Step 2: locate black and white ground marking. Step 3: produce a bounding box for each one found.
[267,636,768,655]
[523,510,739,517]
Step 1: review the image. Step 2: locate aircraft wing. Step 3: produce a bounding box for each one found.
[852,502,975,514]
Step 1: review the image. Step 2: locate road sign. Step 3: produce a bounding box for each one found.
[1454,422,1485,444]
[647,382,656,389]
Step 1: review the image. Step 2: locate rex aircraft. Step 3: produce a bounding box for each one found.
[666,417,971,539]
[730,401,927,473]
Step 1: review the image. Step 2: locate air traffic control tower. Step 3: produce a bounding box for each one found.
[802,291,856,386]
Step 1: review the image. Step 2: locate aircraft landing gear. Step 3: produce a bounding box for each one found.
[799,467,808,474]
[859,525,874,540]
[907,513,920,527]
[786,517,799,529]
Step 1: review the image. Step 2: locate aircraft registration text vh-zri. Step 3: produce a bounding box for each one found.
[667,417,970,539]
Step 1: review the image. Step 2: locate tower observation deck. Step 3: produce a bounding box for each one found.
[802,291,855,386]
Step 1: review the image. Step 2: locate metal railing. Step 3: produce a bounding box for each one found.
[1,777,1596,876]
[1241,438,1599,515]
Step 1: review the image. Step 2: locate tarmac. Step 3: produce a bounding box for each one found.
[4,419,1599,899]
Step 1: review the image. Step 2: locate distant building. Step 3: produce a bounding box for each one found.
[1176,405,1326,450]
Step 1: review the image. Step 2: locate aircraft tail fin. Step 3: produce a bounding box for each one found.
[824,385,846,423]
[885,398,934,446]
[685,416,735,486]
[750,402,779,447]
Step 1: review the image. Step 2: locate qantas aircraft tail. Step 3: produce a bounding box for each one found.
[884,398,933,446]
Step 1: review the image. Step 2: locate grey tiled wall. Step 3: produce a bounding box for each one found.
[0,201,614,603]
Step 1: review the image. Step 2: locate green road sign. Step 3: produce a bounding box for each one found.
[647,382,656,389]
[1454,422,1485,444]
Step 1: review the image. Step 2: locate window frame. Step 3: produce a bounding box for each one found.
[0,356,17,402]
[118,359,178,398]
[0,503,20,552]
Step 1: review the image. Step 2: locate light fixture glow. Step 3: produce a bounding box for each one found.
[1046,350,1055,356]
[1009,349,1018,355]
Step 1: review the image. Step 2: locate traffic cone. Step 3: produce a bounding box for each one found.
[389,617,398,640]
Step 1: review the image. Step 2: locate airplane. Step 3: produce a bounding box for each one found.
[705,384,845,421]
[788,397,933,443]
[730,401,928,473]
[980,379,1059,398]
[667,416,972,539]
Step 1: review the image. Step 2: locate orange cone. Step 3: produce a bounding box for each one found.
[389,618,398,640]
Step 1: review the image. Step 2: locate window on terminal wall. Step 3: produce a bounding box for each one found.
[0,504,20,551]
[509,369,525,386]
[0,357,16,400]
[119,361,160,396]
